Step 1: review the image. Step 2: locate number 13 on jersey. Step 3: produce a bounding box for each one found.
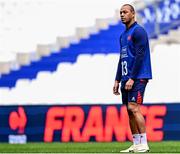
[121,61,128,76]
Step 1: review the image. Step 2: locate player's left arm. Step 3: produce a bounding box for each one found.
[125,27,148,90]
[130,27,148,78]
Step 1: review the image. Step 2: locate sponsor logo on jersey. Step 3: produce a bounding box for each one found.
[131,97,136,102]
[121,46,128,58]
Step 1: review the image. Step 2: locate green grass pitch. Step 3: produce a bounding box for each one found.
[0,141,179,153]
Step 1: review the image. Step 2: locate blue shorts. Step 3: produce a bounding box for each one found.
[120,79,148,105]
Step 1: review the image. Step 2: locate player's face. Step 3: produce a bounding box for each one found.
[120,6,134,24]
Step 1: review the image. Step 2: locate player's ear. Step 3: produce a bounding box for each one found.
[132,12,135,18]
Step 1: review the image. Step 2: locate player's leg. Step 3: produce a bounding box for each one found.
[128,110,139,133]
[122,80,142,144]
[127,102,149,152]
[120,82,141,152]
[119,82,134,152]
[120,108,141,153]
[127,79,149,152]
[127,106,141,145]
[128,102,145,133]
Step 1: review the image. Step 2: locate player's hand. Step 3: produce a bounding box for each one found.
[125,78,134,90]
[113,81,120,95]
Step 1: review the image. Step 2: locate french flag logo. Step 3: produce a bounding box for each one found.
[128,35,132,41]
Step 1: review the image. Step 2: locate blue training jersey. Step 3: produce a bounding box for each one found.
[115,22,152,82]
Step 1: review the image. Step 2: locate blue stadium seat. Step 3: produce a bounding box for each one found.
[0,0,179,88]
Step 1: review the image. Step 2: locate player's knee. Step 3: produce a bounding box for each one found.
[127,102,139,115]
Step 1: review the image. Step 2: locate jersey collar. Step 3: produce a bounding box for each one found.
[126,21,137,30]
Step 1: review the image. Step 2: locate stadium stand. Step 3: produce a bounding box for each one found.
[0,0,179,104]
[0,0,125,74]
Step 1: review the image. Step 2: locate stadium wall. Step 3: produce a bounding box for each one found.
[0,103,179,143]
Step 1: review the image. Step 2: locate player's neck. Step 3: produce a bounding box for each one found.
[126,20,136,29]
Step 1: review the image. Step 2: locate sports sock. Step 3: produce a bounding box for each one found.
[132,134,140,145]
[140,133,147,144]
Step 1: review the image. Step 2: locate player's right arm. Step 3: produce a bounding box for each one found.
[113,56,121,95]
[113,35,122,95]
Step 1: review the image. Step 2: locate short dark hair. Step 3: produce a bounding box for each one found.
[122,4,135,13]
